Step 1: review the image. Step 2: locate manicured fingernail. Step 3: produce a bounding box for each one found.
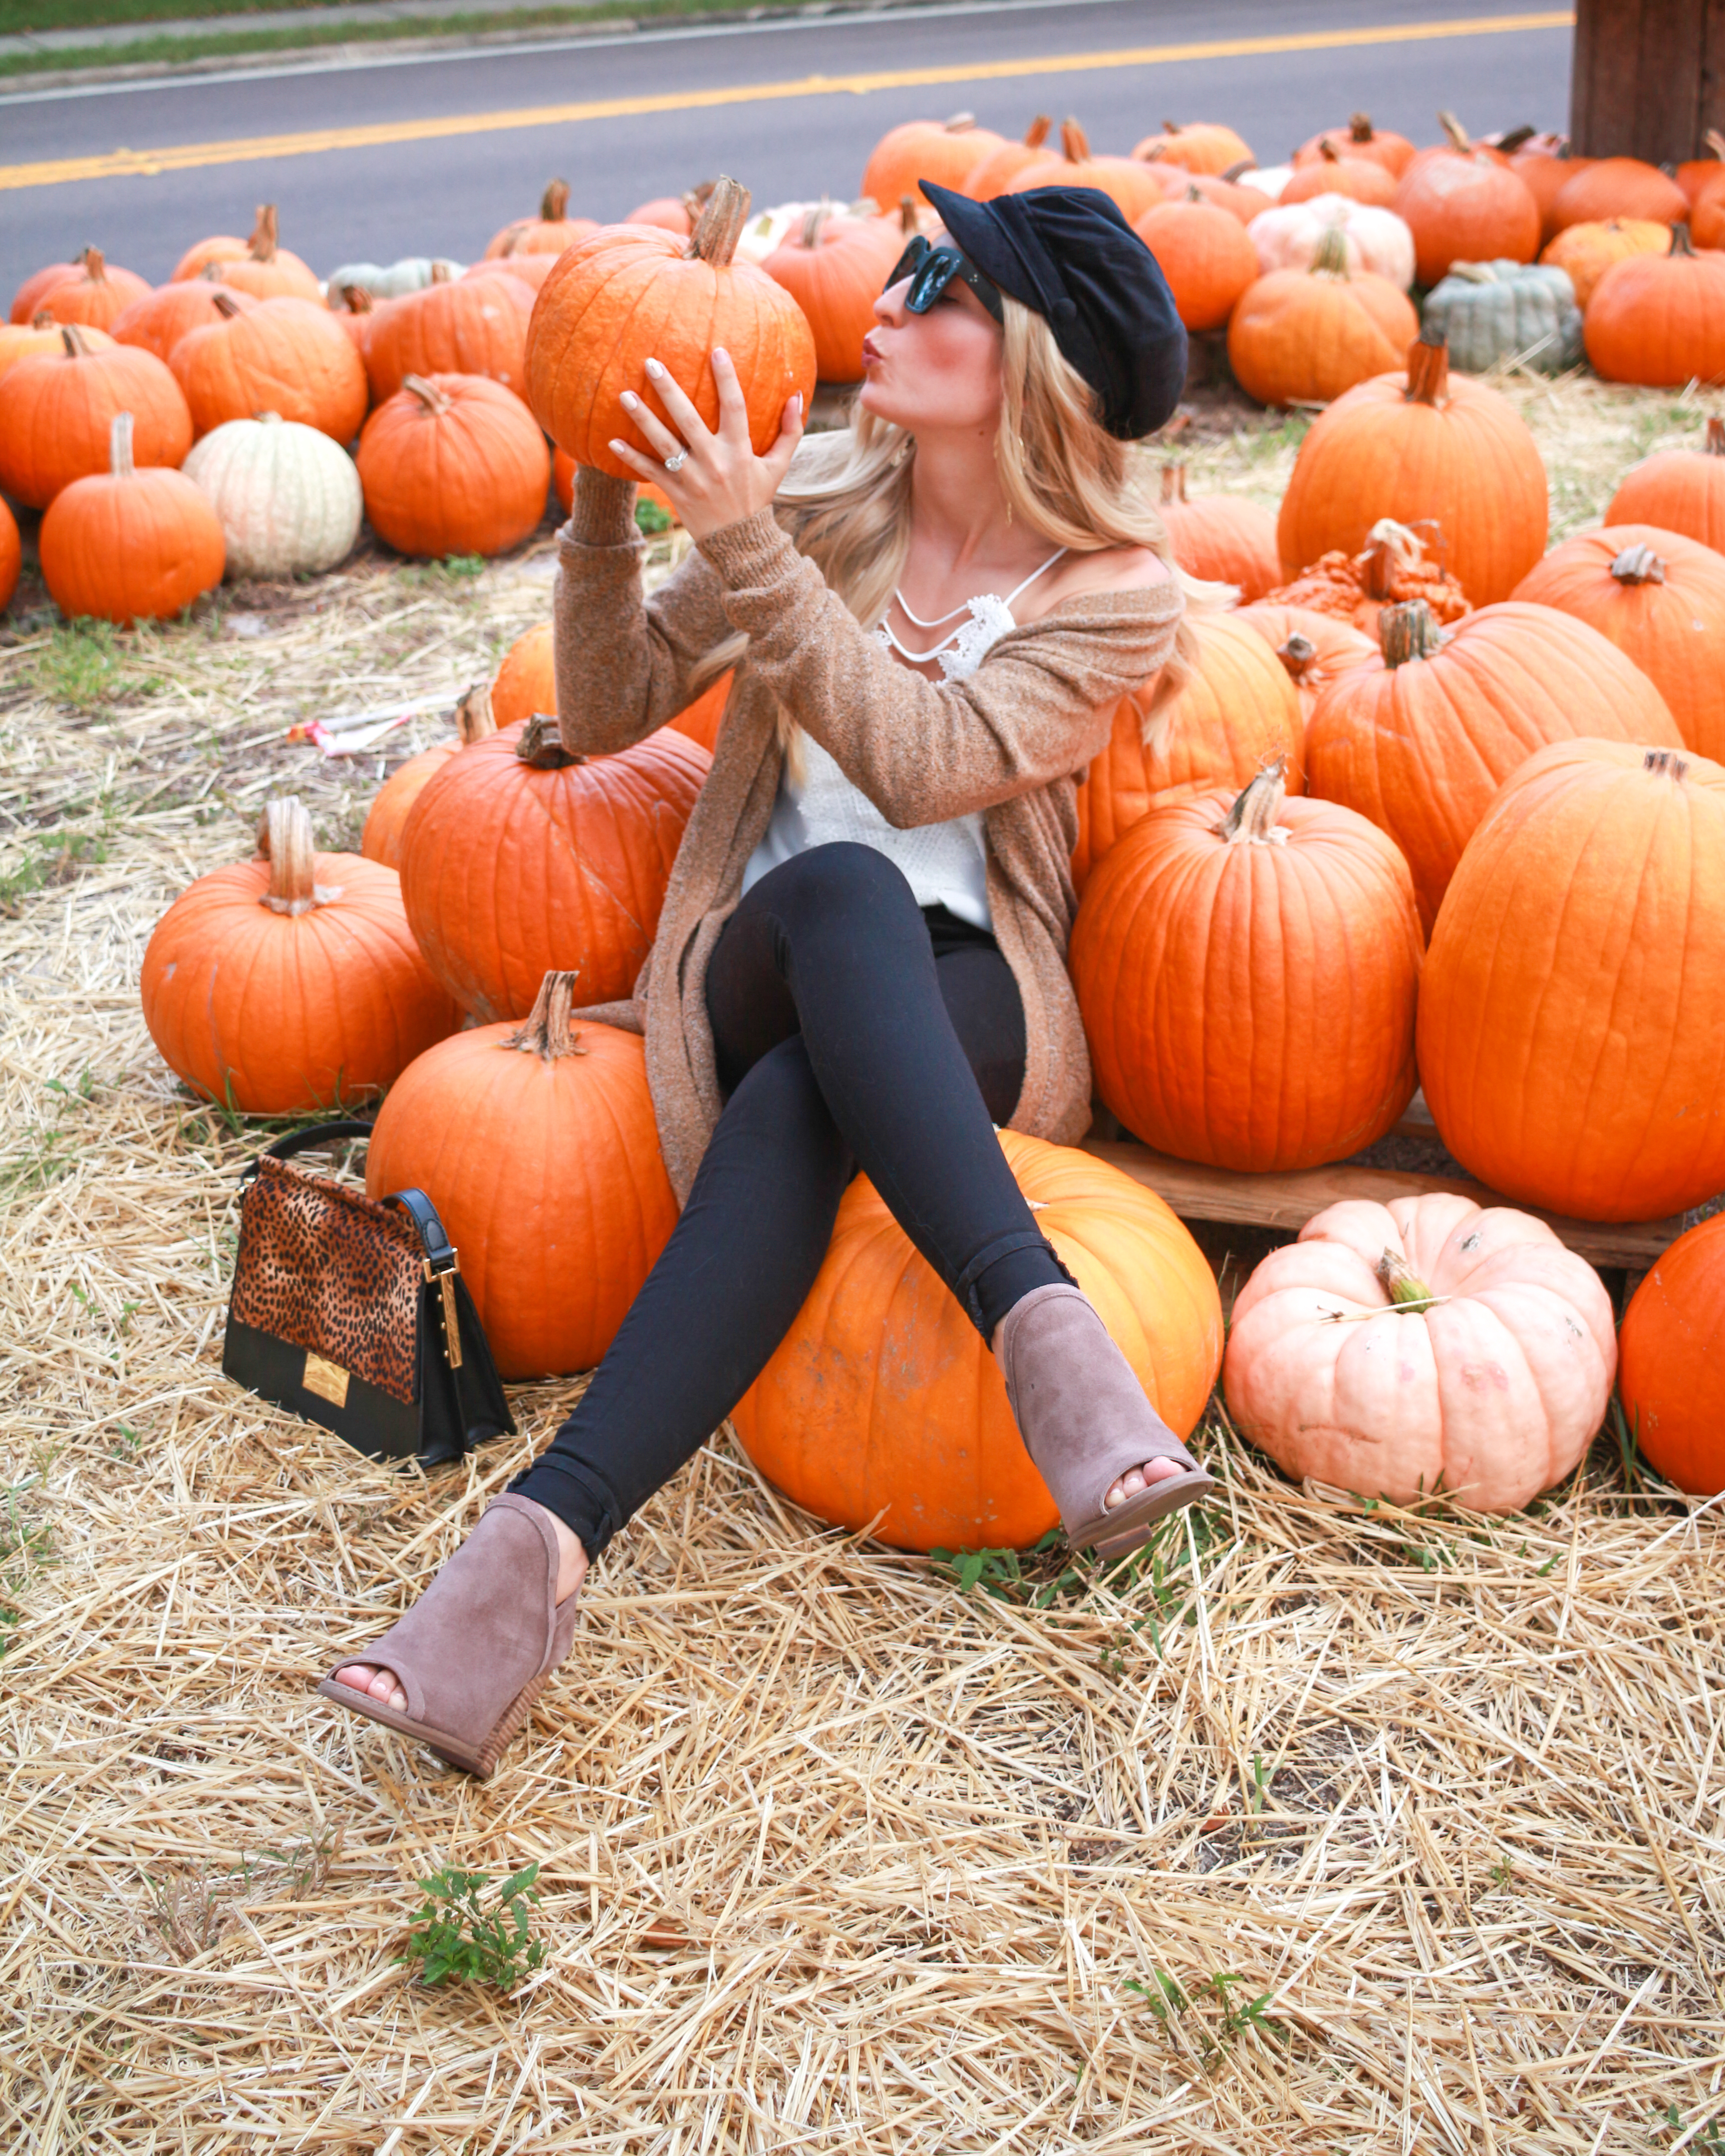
[792,394,803,412]
[644,358,665,378]
[713,346,729,363]
[609,440,628,454]
[620,390,640,409]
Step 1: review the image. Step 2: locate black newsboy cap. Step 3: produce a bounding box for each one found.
[919,180,1188,441]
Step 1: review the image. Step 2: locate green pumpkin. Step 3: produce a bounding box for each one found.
[1421,260,1583,377]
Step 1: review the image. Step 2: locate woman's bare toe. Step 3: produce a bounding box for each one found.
[1104,1457,1183,1510]
[333,1662,407,1711]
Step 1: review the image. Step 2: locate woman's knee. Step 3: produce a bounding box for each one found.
[762,842,923,934]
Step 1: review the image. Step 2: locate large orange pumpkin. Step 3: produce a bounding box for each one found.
[140,796,460,1114]
[1548,157,1688,235]
[1617,1215,1725,1496]
[1156,466,1279,599]
[1132,188,1257,330]
[1585,226,1725,388]
[1072,765,1423,1172]
[1306,598,1682,932]
[1512,525,1725,764]
[485,178,600,259]
[1009,120,1165,224]
[1291,113,1416,178]
[361,682,498,870]
[1419,741,1725,1221]
[1606,417,1725,554]
[861,113,1005,210]
[364,267,536,404]
[1392,114,1540,285]
[961,115,1056,200]
[357,373,551,559]
[400,715,710,1020]
[1538,218,1670,307]
[170,293,368,443]
[732,1130,1223,1552]
[0,311,113,387]
[36,247,152,331]
[762,204,902,383]
[40,411,225,625]
[0,327,193,509]
[365,973,679,1379]
[1072,611,1305,889]
[1131,121,1254,176]
[1226,229,1418,407]
[525,178,817,483]
[1276,333,1547,605]
[0,498,20,614]
[1281,140,1399,209]
[1232,602,1377,729]
[110,271,256,363]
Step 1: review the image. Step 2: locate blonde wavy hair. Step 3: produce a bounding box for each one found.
[692,296,1215,767]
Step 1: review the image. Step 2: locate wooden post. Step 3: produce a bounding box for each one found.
[1571,0,1725,163]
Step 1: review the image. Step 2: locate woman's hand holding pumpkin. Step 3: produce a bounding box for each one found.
[609,348,803,542]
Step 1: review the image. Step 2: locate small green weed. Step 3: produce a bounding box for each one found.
[1662,2103,1725,2154]
[398,1862,545,1991]
[0,832,109,915]
[1124,1969,1187,2022]
[1125,1967,1287,2063]
[0,1480,55,1660]
[34,619,122,708]
[403,553,488,594]
[634,498,673,535]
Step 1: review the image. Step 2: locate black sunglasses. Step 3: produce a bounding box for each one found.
[882,235,1005,325]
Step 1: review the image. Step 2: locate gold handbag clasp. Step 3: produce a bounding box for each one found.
[424,1250,464,1369]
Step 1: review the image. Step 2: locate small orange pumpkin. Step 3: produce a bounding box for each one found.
[1132,187,1259,331]
[485,178,600,259]
[364,266,536,404]
[40,410,225,625]
[0,497,19,614]
[361,682,499,870]
[356,373,551,559]
[0,310,113,387]
[0,326,193,509]
[170,293,368,443]
[11,258,84,324]
[1131,120,1254,176]
[1226,228,1419,407]
[1392,112,1541,285]
[1010,118,1165,224]
[1281,139,1399,208]
[1291,113,1415,179]
[1605,416,1725,554]
[1618,1214,1725,1496]
[1156,465,1279,598]
[490,618,729,749]
[1548,157,1689,235]
[1231,602,1377,728]
[37,247,153,331]
[110,270,256,364]
[1585,225,1725,388]
[861,112,1005,210]
[213,206,322,303]
[1538,217,1670,307]
[762,203,903,382]
[961,115,1057,200]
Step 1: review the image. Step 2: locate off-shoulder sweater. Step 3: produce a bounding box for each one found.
[553,469,1184,1204]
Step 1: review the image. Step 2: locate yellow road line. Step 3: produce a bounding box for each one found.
[0,10,1573,192]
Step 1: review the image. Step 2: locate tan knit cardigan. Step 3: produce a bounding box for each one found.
[554,469,1184,1203]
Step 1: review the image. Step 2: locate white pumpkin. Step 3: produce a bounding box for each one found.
[1222,1194,1616,1514]
[1246,194,1417,290]
[182,413,362,579]
[323,257,463,305]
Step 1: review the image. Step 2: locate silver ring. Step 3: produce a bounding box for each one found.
[662,452,687,474]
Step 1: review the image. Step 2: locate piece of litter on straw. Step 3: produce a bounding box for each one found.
[285,703,434,757]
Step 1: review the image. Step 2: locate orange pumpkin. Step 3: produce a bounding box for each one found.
[1305,598,1683,932]
[1691,186,1725,251]
[525,179,816,483]
[1548,157,1689,235]
[10,259,83,324]
[1232,602,1377,728]
[37,248,152,332]
[1291,113,1415,179]
[1281,140,1399,209]
[357,373,551,559]
[40,410,224,625]
[763,204,903,382]
[732,1130,1223,1552]
[1510,145,1593,242]
[170,293,368,443]
[1392,114,1540,285]
[1010,119,1164,224]
[365,973,679,1380]
[1178,171,1273,224]
[1131,121,1254,176]
[0,327,193,509]
[1276,333,1548,605]
[1263,517,1470,638]
[1132,188,1258,331]
[330,283,378,367]
[1072,765,1423,1171]
[363,267,535,404]
[490,617,730,747]
[1511,524,1725,765]
[110,271,256,363]
[485,178,601,259]
[1419,741,1725,1221]
[1538,218,1670,307]
[861,113,1005,211]
[624,193,697,235]
[1226,230,1419,407]
[961,115,1056,200]
[0,310,113,387]
[399,715,710,1020]
[0,497,19,614]
[1072,610,1305,890]
[1156,465,1279,598]
[140,796,460,1113]
[214,207,322,303]
[1606,416,1725,555]
[1618,1215,1725,1496]
[361,681,499,870]
[463,253,558,296]
[1585,225,1725,388]
[1677,134,1725,206]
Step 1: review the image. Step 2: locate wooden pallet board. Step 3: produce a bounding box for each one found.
[1080,1137,1683,1272]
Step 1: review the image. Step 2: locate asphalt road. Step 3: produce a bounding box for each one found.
[0,1,1573,296]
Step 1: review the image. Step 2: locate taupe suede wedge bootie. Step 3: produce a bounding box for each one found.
[993,1284,1215,1559]
[318,1494,582,1778]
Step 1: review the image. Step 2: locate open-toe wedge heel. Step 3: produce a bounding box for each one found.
[317,1493,581,1778]
[995,1283,1216,1561]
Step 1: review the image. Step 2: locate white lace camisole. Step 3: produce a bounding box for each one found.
[741,549,1069,929]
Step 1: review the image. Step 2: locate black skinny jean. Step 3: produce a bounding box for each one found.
[510,842,1069,1560]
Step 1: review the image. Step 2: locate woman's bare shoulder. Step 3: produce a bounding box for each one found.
[1030,544,1172,618]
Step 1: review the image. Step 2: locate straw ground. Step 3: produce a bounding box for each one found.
[3,388,1725,2151]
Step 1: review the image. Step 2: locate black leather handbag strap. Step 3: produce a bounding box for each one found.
[385,1186,457,1270]
[259,1119,376,1163]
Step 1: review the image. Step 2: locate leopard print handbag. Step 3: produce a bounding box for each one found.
[222,1121,515,1466]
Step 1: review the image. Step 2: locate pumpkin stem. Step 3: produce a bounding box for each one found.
[257,798,325,917]
[687,176,752,268]
[1438,110,1472,155]
[516,712,582,769]
[1060,118,1092,163]
[1319,138,1341,164]
[212,290,246,320]
[1377,1247,1437,1308]
[453,679,498,745]
[505,971,590,1060]
[1023,114,1052,149]
[30,307,54,329]
[1644,748,1691,783]
[1275,633,1318,682]
[402,372,454,415]
[1707,416,1725,457]
[942,112,976,133]
[541,179,571,223]
[1404,333,1449,407]
[1311,225,1352,278]
[1218,760,1288,842]
[108,409,134,481]
[58,323,93,357]
[78,245,108,285]
[1671,221,1697,257]
[1159,462,1188,505]
[1220,158,1257,183]
[1611,542,1667,585]
[1161,119,1184,135]
[198,261,226,283]
[1349,112,1374,142]
[1709,129,1725,160]
[1493,124,1539,154]
[430,260,453,283]
[1362,519,1424,598]
[248,205,279,265]
[340,282,373,315]
[800,201,835,249]
[1380,598,1443,667]
[899,195,920,236]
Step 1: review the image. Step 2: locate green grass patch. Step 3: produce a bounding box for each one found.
[399,1862,545,1991]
